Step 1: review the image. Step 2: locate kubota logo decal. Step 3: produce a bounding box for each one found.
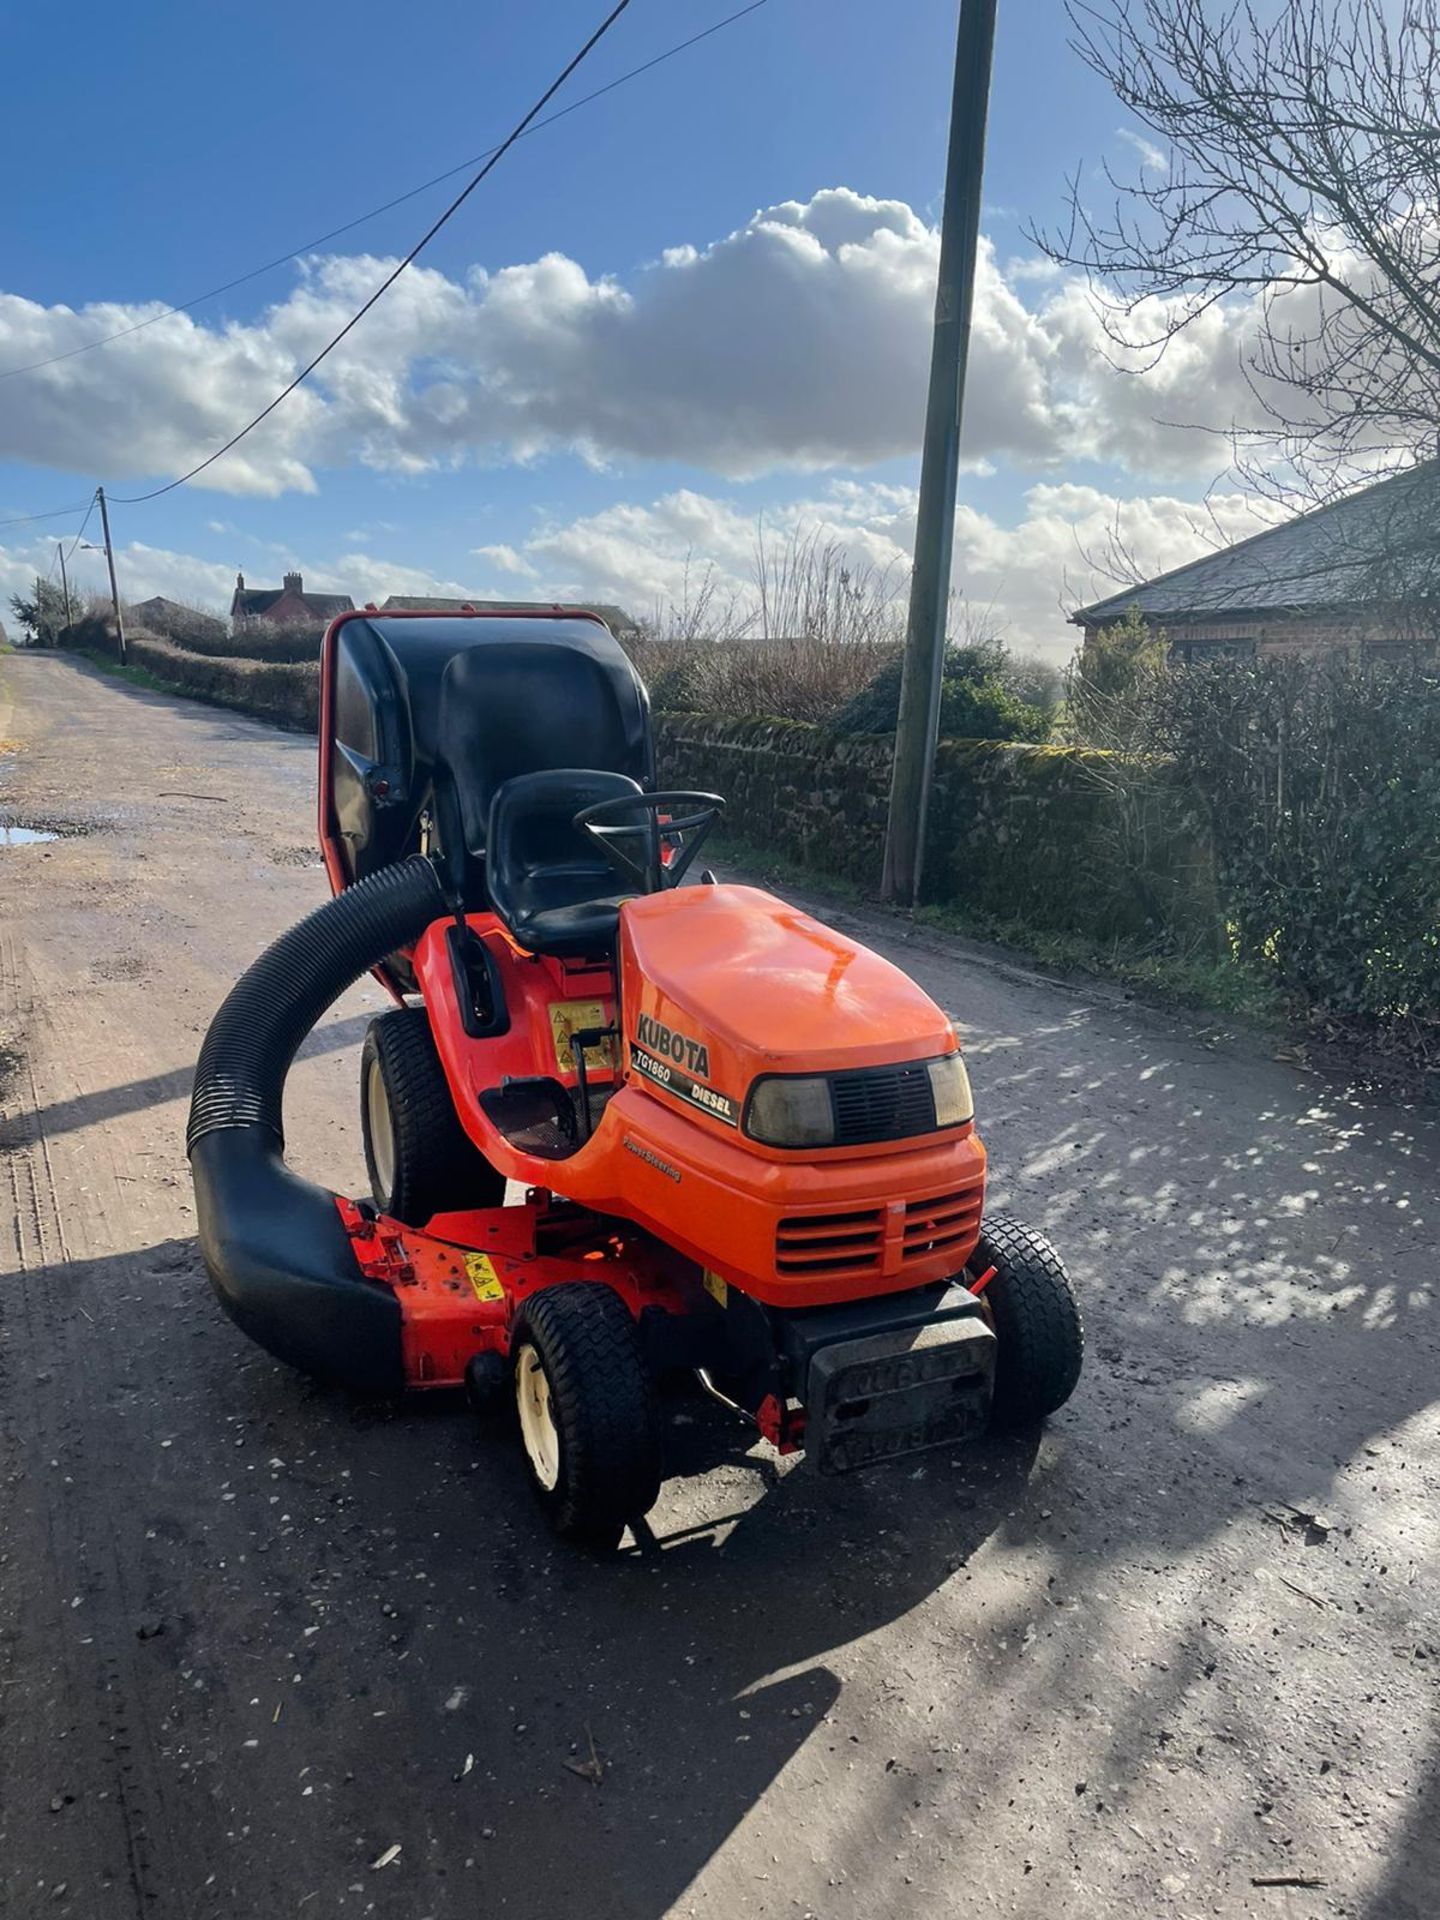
[635,1011,710,1079]
[629,1013,738,1127]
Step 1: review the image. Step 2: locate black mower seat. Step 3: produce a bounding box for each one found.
[432,633,652,910]
[486,769,642,957]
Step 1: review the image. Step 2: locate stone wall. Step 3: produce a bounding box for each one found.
[655,716,893,885]
[656,714,1215,944]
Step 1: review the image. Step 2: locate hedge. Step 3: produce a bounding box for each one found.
[61,614,320,730]
[126,631,320,729]
[152,618,323,664]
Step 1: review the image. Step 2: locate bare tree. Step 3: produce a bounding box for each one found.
[751,521,906,648]
[642,549,753,645]
[1038,0,1440,502]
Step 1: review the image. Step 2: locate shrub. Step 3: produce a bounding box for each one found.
[1157,653,1440,1034]
[622,633,897,725]
[833,641,1051,742]
[1002,650,1066,722]
[8,581,72,647]
[130,600,229,651]
[205,619,325,664]
[57,610,116,654]
[1067,606,1169,743]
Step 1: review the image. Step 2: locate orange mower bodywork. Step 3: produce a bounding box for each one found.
[188,608,1082,1545]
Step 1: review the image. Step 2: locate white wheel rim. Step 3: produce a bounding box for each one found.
[366,1057,397,1203]
[515,1343,561,1491]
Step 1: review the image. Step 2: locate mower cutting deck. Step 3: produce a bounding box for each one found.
[187,608,1082,1546]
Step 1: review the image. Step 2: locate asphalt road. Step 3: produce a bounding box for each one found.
[1,647,1437,1920]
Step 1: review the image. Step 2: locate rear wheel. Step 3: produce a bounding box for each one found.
[511,1284,663,1547]
[973,1214,1083,1427]
[360,1008,504,1225]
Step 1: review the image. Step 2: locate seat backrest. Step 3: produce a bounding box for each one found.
[435,636,651,904]
[486,770,642,956]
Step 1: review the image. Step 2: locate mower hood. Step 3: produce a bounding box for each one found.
[619,883,958,1091]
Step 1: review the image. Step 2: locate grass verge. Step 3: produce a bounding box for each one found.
[81,648,179,696]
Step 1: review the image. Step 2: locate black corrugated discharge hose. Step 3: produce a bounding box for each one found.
[187,856,445,1152]
[185,856,446,1393]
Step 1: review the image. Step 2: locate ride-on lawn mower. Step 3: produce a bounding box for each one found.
[188,609,1082,1545]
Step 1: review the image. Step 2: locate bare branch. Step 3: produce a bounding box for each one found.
[1032,0,1440,500]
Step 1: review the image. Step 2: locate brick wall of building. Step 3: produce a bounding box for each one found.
[1082,616,1434,663]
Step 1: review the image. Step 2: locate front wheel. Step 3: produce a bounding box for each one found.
[973,1214,1083,1427]
[511,1284,663,1547]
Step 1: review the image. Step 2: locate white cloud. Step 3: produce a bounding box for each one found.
[0,537,509,617]
[1115,127,1169,174]
[0,536,236,610]
[0,187,1280,496]
[472,542,536,577]
[495,479,1279,660]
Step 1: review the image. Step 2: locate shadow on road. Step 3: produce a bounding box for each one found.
[0,1013,372,1147]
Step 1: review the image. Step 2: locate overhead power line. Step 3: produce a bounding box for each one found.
[109,0,637,505]
[64,492,99,563]
[0,1,768,386]
[0,499,96,532]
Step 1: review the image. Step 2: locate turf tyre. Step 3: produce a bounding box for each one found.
[511,1283,663,1546]
[974,1213,1083,1427]
[360,1008,504,1225]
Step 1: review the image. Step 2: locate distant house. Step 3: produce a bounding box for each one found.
[1072,462,1440,664]
[130,596,196,629]
[378,595,639,639]
[130,596,227,645]
[231,570,355,631]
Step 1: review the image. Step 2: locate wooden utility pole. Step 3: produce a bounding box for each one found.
[881,0,998,906]
[56,543,72,628]
[96,487,127,666]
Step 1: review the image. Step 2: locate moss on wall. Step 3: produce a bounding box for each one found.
[656,713,1216,946]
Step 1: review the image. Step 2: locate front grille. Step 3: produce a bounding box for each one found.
[776,1206,883,1275]
[775,1179,984,1282]
[830,1062,937,1146]
[903,1188,983,1261]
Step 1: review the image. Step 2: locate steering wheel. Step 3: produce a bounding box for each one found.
[573,789,726,894]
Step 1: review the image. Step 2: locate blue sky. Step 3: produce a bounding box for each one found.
[0,0,1266,656]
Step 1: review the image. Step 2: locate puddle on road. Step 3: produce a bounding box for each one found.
[1,824,59,847]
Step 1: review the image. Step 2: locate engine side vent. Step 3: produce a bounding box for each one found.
[776,1206,883,1276]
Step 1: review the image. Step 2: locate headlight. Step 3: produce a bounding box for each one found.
[744,1075,835,1148]
[927,1052,974,1127]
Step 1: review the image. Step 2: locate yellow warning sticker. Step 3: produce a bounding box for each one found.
[702,1269,728,1308]
[464,1253,505,1303]
[550,1000,614,1075]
